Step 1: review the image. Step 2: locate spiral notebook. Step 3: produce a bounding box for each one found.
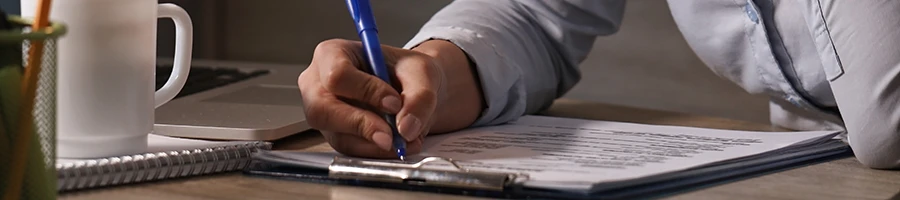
[56,134,272,192]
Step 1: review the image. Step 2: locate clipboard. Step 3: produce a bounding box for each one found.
[328,156,524,191]
[242,140,852,200]
[243,151,530,198]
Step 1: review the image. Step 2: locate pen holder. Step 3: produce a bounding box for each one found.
[0,15,66,199]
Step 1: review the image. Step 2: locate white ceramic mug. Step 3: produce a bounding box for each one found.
[22,0,193,158]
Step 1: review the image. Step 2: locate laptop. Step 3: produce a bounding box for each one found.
[153,59,312,141]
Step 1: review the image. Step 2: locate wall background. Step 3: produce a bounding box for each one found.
[158,0,771,123]
[0,0,19,15]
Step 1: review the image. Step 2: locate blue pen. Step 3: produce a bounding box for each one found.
[345,0,406,161]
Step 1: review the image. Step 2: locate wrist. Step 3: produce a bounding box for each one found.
[411,40,484,133]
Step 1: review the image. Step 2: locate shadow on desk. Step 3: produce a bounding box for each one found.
[891,190,900,200]
[272,129,331,151]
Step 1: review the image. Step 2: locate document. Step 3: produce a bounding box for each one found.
[249,115,844,194]
[417,115,840,190]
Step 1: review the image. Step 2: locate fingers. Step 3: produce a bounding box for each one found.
[307,96,394,151]
[300,38,440,159]
[314,39,403,114]
[324,131,423,159]
[299,68,393,151]
[311,39,443,142]
[392,54,443,141]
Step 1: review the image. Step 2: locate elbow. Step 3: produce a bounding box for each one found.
[847,126,900,169]
[854,149,900,169]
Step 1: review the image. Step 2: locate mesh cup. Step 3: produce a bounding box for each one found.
[0,16,67,198]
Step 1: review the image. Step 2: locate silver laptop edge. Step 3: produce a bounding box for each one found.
[154,59,311,141]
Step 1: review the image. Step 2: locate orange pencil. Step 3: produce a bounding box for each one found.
[2,0,53,199]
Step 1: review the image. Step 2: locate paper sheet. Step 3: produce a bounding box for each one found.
[57,134,255,165]
[418,115,839,189]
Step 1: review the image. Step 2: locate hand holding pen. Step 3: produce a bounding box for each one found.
[295,4,447,159]
[344,0,408,160]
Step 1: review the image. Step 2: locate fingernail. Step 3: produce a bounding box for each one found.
[382,96,402,113]
[398,115,423,141]
[372,131,393,151]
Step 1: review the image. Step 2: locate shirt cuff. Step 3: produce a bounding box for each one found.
[403,26,526,127]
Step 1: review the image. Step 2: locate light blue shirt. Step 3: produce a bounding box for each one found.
[403,0,900,168]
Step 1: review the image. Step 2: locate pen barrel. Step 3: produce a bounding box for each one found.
[359,31,392,84]
[346,0,378,33]
[346,0,403,159]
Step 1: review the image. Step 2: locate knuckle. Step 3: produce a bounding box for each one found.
[297,69,313,88]
[315,39,349,53]
[413,89,439,105]
[296,74,307,89]
[322,65,351,91]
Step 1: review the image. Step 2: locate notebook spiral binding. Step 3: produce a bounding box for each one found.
[56,141,272,192]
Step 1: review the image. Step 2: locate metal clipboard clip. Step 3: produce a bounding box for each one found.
[328,156,525,191]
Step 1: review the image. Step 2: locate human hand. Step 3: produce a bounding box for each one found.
[298,39,445,158]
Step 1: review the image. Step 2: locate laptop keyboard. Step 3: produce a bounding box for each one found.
[156,65,270,99]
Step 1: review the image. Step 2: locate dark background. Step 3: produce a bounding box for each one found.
[0,0,19,15]
[0,0,772,124]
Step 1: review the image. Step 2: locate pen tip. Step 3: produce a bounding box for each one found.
[397,148,406,161]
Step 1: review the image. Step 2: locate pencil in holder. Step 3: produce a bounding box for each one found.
[0,15,66,200]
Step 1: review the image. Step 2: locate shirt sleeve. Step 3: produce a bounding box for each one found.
[812,0,900,169]
[403,0,626,127]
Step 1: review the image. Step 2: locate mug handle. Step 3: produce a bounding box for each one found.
[155,3,193,108]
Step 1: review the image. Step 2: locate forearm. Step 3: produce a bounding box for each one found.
[411,40,483,134]
[403,0,625,128]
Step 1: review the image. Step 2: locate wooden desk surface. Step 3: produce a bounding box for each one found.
[59,99,900,200]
